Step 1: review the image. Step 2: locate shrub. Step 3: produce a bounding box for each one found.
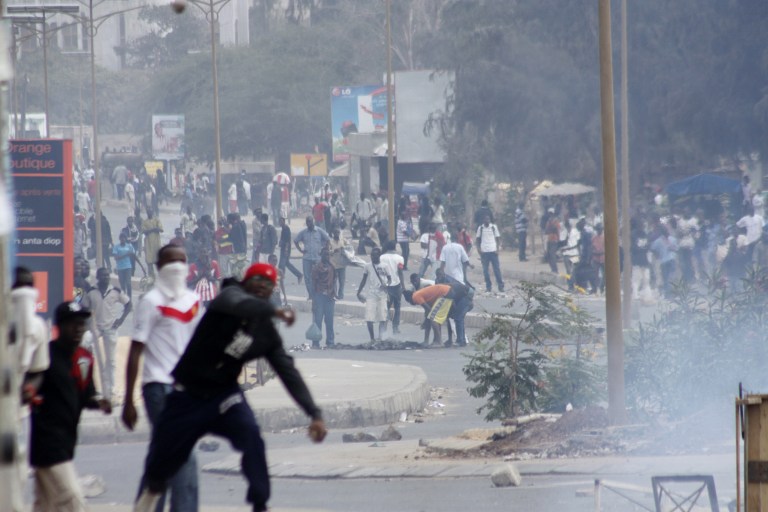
[626,269,768,420]
[463,281,603,421]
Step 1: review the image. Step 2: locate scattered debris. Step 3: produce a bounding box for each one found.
[380,425,402,441]
[342,432,378,443]
[287,343,313,352]
[501,413,561,427]
[490,463,522,487]
[80,474,106,497]
[399,412,408,422]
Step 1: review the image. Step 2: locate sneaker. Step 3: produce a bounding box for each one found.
[312,342,320,349]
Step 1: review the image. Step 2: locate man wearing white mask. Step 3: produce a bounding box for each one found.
[121,244,203,512]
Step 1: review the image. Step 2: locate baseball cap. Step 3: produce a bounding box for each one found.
[54,301,91,325]
[243,263,277,285]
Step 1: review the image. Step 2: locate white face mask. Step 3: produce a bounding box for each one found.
[156,261,189,299]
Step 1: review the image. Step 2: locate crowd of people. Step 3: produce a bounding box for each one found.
[12,247,327,511]
[538,175,768,298]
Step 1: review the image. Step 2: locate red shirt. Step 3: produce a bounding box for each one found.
[312,202,326,223]
[87,179,97,199]
[433,229,447,259]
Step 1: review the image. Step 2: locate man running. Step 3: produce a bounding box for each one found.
[134,263,327,512]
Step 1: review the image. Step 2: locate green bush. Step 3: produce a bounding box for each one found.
[463,281,603,421]
[626,269,768,420]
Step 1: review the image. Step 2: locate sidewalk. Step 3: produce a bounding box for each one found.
[79,336,429,444]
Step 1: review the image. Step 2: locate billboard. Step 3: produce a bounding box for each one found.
[331,85,390,162]
[11,139,74,317]
[290,153,328,177]
[394,70,451,164]
[152,115,185,161]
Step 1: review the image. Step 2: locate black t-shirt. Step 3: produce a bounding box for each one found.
[172,286,322,420]
[30,341,98,467]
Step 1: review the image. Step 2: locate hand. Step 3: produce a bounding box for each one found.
[21,383,39,405]
[122,401,138,430]
[357,292,366,303]
[308,418,328,443]
[99,399,113,415]
[276,308,296,327]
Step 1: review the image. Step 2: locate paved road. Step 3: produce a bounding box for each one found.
[56,197,734,512]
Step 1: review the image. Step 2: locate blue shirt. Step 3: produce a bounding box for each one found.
[112,243,135,270]
[294,227,330,261]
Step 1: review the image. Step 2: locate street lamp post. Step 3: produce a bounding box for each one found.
[62,0,146,268]
[6,5,80,138]
[174,0,231,223]
[385,0,395,237]
[5,15,44,136]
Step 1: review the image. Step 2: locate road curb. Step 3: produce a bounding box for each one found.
[78,360,429,444]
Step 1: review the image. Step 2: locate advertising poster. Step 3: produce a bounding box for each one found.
[152,115,185,161]
[11,139,74,317]
[330,85,390,162]
[290,153,328,177]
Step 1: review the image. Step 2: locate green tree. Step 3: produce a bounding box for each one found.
[464,281,600,421]
[123,5,207,69]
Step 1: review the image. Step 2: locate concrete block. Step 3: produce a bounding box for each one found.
[490,463,522,487]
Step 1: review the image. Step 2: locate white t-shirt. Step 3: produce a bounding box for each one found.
[737,214,765,245]
[132,288,203,385]
[363,262,389,297]
[83,285,131,331]
[476,223,500,253]
[433,204,444,224]
[440,242,469,282]
[379,252,405,287]
[242,180,251,200]
[420,233,437,260]
[228,183,237,201]
[10,288,49,374]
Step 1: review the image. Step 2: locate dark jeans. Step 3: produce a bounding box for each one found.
[386,284,402,331]
[278,250,302,280]
[141,383,198,512]
[117,268,132,299]
[480,251,504,291]
[116,183,125,200]
[142,387,269,512]
[334,266,346,299]
[302,258,318,298]
[399,241,410,269]
[312,294,335,346]
[660,260,676,297]
[518,231,527,260]
[678,247,695,283]
[93,244,112,272]
[546,241,559,273]
[418,257,433,278]
[450,296,472,345]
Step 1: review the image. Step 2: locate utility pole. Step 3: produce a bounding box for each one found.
[620,0,632,327]
[385,0,395,238]
[0,4,20,508]
[598,0,626,425]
